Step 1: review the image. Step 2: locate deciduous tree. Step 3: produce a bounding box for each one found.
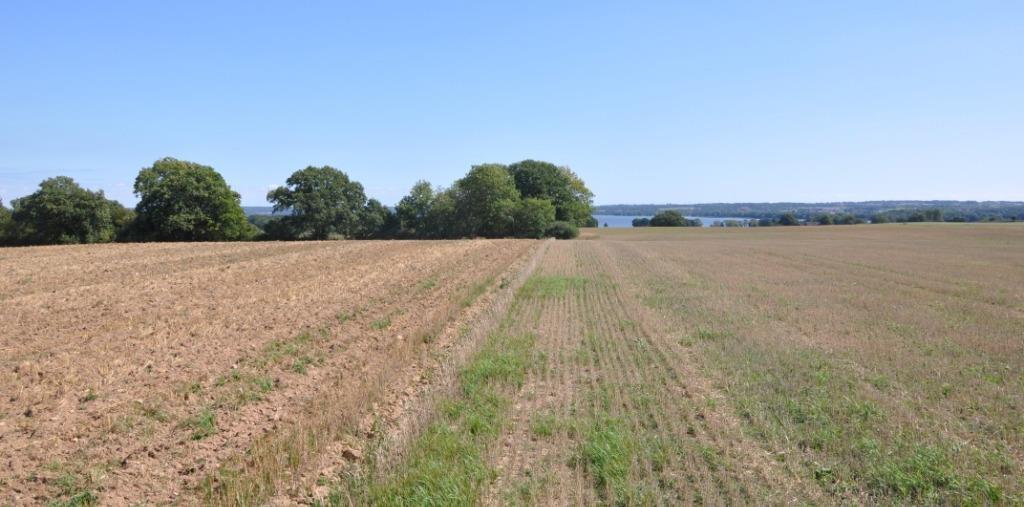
[267,166,369,239]
[453,164,520,237]
[513,198,556,238]
[9,176,124,244]
[131,157,253,241]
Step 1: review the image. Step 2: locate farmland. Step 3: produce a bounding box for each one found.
[2,224,1023,505]
[329,224,1024,505]
[0,240,537,504]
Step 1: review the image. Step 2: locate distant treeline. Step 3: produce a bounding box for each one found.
[0,158,594,246]
[598,201,1024,223]
[632,210,702,227]
[626,208,1015,228]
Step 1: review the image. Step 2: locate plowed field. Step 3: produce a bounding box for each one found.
[5,224,1024,506]
[0,240,537,504]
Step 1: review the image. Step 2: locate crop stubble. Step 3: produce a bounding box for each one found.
[0,239,536,504]
[340,224,1023,505]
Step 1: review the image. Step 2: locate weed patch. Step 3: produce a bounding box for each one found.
[183,409,217,440]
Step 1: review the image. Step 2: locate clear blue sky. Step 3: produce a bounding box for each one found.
[1,1,1021,206]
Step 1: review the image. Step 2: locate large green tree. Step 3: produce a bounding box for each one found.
[8,176,125,244]
[453,164,521,237]
[131,157,253,241]
[513,197,556,238]
[267,166,369,240]
[396,180,435,237]
[506,160,594,226]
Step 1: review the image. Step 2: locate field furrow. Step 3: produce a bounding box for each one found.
[4,224,1021,505]
[0,239,537,504]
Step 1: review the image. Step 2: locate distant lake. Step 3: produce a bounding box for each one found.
[592,214,755,228]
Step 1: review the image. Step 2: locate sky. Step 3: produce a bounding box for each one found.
[1,1,1022,206]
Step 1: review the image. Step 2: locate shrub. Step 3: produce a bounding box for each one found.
[545,221,578,239]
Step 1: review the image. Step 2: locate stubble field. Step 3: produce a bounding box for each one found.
[2,224,1023,505]
[328,224,1024,506]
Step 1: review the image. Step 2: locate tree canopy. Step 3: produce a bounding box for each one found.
[2,157,595,246]
[452,164,521,238]
[513,198,556,238]
[130,158,253,241]
[649,210,701,227]
[396,180,434,237]
[356,198,398,239]
[778,213,799,226]
[390,160,588,239]
[0,199,11,243]
[267,166,371,239]
[6,176,125,245]
[506,160,594,226]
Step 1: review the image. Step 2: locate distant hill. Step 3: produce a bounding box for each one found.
[595,201,1024,222]
[243,206,279,215]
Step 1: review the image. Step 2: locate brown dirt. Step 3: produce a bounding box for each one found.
[0,239,537,505]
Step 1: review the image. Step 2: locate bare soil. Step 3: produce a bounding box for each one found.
[0,239,536,505]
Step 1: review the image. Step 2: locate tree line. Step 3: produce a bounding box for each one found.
[599,201,1024,223]
[624,209,961,229]
[0,158,594,246]
[631,210,702,227]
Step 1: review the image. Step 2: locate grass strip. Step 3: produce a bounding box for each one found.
[326,331,538,505]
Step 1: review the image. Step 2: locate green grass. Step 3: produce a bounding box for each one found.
[47,490,97,507]
[700,330,1007,502]
[256,329,326,368]
[370,317,391,330]
[45,469,98,507]
[292,355,319,374]
[183,408,217,440]
[212,370,277,409]
[530,412,560,438]
[330,332,538,505]
[519,275,589,298]
[578,415,648,504]
[459,277,495,308]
